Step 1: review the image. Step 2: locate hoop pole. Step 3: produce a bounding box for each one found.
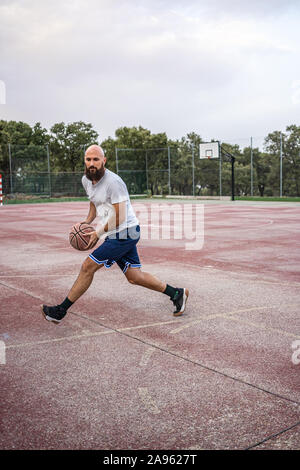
[231,156,235,201]
[220,145,235,201]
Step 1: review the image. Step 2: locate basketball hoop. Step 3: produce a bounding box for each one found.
[199,142,219,159]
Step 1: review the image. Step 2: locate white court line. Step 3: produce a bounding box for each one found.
[205,219,274,232]
[225,316,300,340]
[139,347,156,367]
[170,303,300,335]
[138,387,160,415]
[6,318,184,350]
[119,319,181,332]
[6,329,114,349]
[0,274,74,278]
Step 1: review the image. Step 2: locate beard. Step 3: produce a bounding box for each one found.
[85,163,105,182]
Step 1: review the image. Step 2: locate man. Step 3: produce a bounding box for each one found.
[42,145,189,324]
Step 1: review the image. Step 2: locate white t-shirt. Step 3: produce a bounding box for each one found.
[82,169,139,237]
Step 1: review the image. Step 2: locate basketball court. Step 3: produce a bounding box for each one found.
[0,199,300,450]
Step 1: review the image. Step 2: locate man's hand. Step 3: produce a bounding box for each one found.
[86,231,99,250]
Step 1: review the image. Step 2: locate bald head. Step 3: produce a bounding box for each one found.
[85,144,105,158]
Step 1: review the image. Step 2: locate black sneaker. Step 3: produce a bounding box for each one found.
[41,305,67,324]
[171,288,189,316]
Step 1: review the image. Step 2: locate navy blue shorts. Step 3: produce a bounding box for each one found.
[89,225,141,273]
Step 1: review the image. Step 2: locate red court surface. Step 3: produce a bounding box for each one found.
[0,200,300,450]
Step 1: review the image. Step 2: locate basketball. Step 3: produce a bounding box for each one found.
[69,222,94,251]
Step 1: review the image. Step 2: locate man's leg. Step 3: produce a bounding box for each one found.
[125,267,166,292]
[68,257,103,302]
[42,258,103,323]
[125,267,189,316]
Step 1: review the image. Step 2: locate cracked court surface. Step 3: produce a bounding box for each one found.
[0,200,300,449]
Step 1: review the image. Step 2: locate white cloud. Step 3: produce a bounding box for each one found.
[0,0,299,145]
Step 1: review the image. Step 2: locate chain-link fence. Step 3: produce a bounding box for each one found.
[0,142,299,199]
[117,147,236,198]
[218,135,300,198]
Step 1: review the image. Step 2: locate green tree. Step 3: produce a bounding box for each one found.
[173,132,203,195]
[31,122,50,146]
[101,126,170,195]
[242,146,262,195]
[0,120,34,174]
[255,152,273,196]
[50,121,99,172]
[265,126,300,196]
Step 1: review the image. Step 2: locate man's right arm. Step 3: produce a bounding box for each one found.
[83,202,97,224]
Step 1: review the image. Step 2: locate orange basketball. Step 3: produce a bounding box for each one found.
[69,222,94,251]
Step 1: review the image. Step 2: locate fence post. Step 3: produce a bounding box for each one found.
[145,150,149,192]
[192,143,195,197]
[280,132,283,197]
[8,143,13,195]
[46,144,51,198]
[250,136,253,196]
[219,142,222,197]
[0,173,2,206]
[115,148,119,175]
[168,146,171,195]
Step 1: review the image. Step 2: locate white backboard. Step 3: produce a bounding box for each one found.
[199,142,220,159]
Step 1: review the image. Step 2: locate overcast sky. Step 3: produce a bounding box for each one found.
[0,0,300,147]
